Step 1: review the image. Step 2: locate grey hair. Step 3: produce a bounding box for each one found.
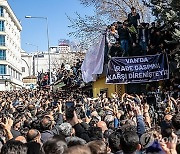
[59,123,72,137]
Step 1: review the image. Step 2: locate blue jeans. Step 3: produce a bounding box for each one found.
[120,40,129,56]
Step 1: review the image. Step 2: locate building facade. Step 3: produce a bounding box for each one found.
[93,76,126,98]
[0,0,23,91]
[21,50,33,78]
[32,45,85,74]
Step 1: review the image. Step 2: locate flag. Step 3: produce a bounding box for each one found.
[81,35,105,83]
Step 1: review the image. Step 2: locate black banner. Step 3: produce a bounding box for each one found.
[106,54,169,84]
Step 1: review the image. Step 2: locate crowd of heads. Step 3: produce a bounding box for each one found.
[0,78,179,154]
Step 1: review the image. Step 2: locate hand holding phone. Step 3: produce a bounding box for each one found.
[65,101,75,120]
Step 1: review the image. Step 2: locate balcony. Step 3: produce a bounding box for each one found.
[0,74,11,81]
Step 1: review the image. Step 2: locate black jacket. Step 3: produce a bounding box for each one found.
[26,142,42,154]
[118,27,131,41]
[73,123,91,142]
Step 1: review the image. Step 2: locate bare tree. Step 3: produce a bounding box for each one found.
[50,54,64,69]
[80,0,150,22]
[68,0,151,47]
[67,12,108,49]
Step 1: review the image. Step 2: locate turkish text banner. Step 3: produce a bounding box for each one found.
[106,54,169,84]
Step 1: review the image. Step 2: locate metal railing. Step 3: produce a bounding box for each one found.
[0,74,11,81]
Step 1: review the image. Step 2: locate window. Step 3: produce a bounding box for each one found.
[0,7,4,17]
[0,64,6,74]
[22,67,25,72]
[0,21,4,31]
[0,35,5,46]
[0,50,6,60]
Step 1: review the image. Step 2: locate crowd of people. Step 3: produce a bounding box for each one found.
[106,7,177,58]
[36,7,179,91]
[0,5,179,154]
[0,83,179,154]
[37,59,83,89]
